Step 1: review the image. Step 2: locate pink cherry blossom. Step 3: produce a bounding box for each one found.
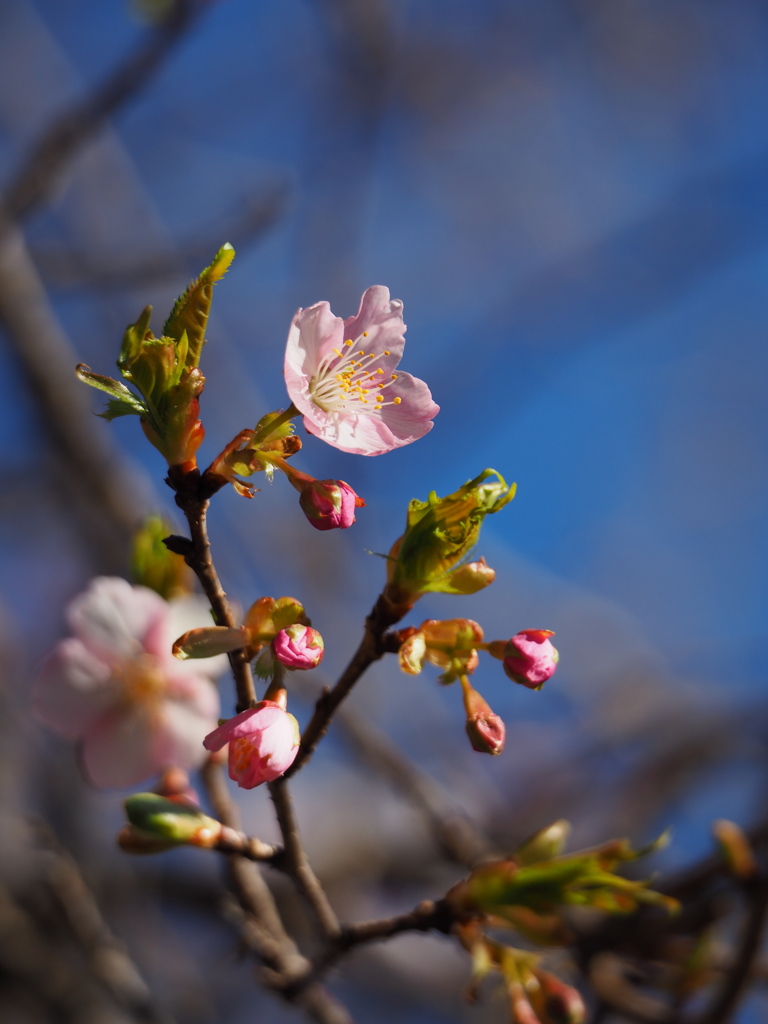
[299,479,362,531]
[284,285,439,456]
[34,577,222,788]
[503,629,559,690]
[203,702,300,788]
[272,624,325,670]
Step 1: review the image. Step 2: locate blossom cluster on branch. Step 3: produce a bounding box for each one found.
[34,246,683,1023]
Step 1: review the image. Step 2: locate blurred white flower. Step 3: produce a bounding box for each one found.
[35,577,224,788]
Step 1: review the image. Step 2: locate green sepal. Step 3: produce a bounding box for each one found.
[249,409,296,447]
[163,243,235,366]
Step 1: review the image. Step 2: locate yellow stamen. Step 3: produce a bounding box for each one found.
[393,397,401,404]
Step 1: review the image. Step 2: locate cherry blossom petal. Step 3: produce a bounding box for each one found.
[34,638,117,740]
[81,706,163,788]
[285,301,344,381]
[145,595,230,679]
[342,286,406,368]
[68,578,167,663]
[284,287,438,455]
[164,667,220,721]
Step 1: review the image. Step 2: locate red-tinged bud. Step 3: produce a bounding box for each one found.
[466,710,506,756]
[534,970,586,1024]
[461,677,505,755]
[299,479,364,531]
[272,624,325,670]
[503,630,558,690]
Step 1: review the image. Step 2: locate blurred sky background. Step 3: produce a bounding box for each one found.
[1,1,768,1022]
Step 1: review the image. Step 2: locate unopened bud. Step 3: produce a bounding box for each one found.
[123,793,222,849]
[503,630,558,690]
[535,970,586,1024]
[466,709,506,755]
[462,679,505,755]
[173,625,249,660]
[514,820,571,865]
[244,596,308,646]
[387,469,514,599]
[272,624,325,670]
[299,479,364,531]
[440,557,496,595]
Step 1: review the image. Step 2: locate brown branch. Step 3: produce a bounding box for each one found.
[697,874,768,1024]
[269,778,341,940]
[3,0,208,223]
[201,760,353,1024]
[286,591,409,777]
[588,953,676,1024]
[33,186,288,290]
[171,478,257,710]
[331,697,494,867]
[214,826,282,863]
[288,898,457,997]
[32,821,176,1024]
[0,209,143,569]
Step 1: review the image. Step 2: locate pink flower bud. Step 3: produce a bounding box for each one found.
[503,629,558,690]
[462,679,505,755]
[272,624,325,670]
[299,479,363,531]
[203,702,300,788]
[466,710,506,755]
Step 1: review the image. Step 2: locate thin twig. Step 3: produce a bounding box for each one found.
[287,591,408,777]
[33,186,288,290]
[288,898,457,997]
[331,697,494,867]
[201,760,353,1024]
[269,778,341,940]
[215,826,282,863]
[3,0,208,222]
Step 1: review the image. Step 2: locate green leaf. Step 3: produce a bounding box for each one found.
[163,243,235,367]
[118,306,154,373]
[76,365,146,414]
[99,399,145,420]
